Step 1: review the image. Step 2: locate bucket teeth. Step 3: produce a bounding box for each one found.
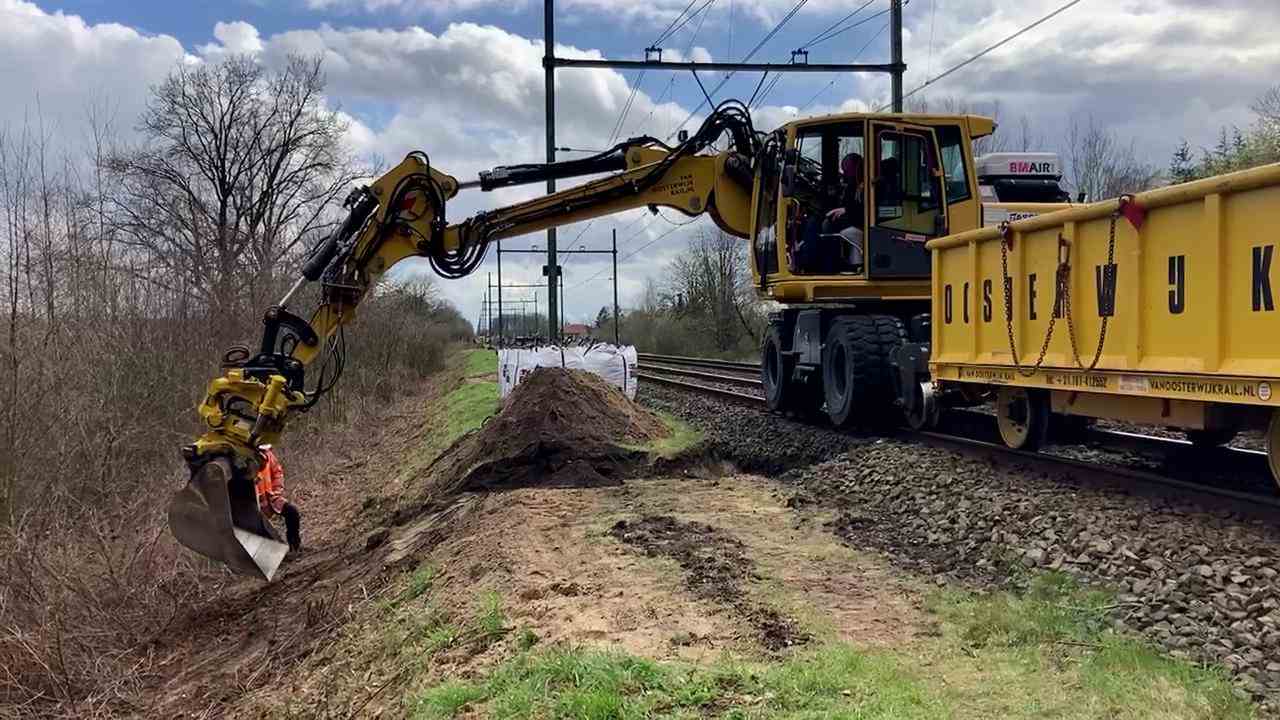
[168,458,289,581]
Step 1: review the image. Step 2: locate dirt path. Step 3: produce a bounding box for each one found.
[423,468,927,665]
[603,473,926,649]
[427,485,742,664]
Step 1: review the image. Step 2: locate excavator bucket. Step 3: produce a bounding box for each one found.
[168,458,289,581]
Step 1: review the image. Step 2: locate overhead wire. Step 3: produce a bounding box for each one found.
[927,0,938,79]
[882,0,1086,110]
[805,5,892,48]
[796,21,889,113]
[803,0,879,47]
[569,215,705,289]
[725,0,734,76]
[662,0,717,43]
[574,0,715,274]
[667,0,811,139]
[747,0,880,110]
[623,0,714,138]
[652,0,701,47]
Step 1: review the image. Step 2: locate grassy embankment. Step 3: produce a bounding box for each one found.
[404,571,1248,719]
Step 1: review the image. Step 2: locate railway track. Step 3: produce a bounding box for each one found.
[636,354,1280,511]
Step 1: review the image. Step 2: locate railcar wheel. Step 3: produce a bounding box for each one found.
[905,382,940,430]
[995,386,1050,451]
[762,323,792,413]
[1268,411,1280,492]
[822,315,905,428]
[1185,428,1238,449]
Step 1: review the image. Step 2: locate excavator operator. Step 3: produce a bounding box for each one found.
[822,152,866,273]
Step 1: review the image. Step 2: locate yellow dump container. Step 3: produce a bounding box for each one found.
[927,163,1280,409]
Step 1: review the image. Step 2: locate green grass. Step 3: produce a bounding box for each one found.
[406,564,438,601]
[922,572,1252,719]
[463,348,498,377]
[415,349,500,466]
[402,572,1253,720]
[621,411,704,459]
[384,349,500,498]
[405,644,940,720]
[443,381,499,444]
[476,591,507,639]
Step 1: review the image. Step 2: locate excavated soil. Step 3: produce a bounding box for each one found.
[425,367,668,495]
[610,515,811,651]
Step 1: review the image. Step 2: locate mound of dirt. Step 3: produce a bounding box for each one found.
[427,367,670,495]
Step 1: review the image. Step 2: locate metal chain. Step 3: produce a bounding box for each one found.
[1063,210,1118,371]
[999,202,1123,378]
[999,223,1060,377]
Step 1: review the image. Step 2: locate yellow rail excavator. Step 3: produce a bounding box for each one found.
[172,101,1013,579]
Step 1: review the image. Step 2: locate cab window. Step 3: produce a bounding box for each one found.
[935,125,972,204]
[786,124,866,276]
[874,129,944,236]
[753,139,781,276]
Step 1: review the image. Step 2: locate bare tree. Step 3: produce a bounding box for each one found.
[667,229,759,353]
[1062,115,1162,201]
[107,54,363,342]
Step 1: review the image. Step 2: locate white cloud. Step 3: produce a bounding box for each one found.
[895,0,1280,154]
[198,20,264,58]
[0,0,188,140]
[304,0,532,15]
[229,19,713,321]
[301,0,857,28]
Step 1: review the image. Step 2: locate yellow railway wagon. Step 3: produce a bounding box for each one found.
[924,163,1280,482]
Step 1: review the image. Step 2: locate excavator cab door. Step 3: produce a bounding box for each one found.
[168,458,289,580]
[866,122,948,278]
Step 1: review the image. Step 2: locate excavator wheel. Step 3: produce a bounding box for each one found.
[762,323,794,413]
[168,457,289,581]
[821,315,905,428]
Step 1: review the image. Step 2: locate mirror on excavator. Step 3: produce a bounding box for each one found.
[168,457,289,581]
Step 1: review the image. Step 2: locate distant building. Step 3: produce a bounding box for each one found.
[563,323,591,338]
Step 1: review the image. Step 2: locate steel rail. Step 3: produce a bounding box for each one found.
[634,371,766,404]
[641,363,763,387]
[637,362,1280,510]
[636,353,761,372]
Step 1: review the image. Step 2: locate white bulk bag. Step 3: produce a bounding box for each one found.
[496,344,638,400]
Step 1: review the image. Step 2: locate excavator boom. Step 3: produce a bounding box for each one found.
[172,102,760,579]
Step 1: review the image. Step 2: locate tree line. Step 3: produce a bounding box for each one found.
[0,54,470,712]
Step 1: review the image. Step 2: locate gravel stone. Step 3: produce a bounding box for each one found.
[638,382,1280,709]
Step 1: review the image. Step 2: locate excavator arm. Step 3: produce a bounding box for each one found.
[171,102,759,579]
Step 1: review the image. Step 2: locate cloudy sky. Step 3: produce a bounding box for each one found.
[4,0,1278,328]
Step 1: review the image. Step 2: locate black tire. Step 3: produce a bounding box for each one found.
[821,315,906,428]
[1185,428,1238,449]
[762,323,793,413]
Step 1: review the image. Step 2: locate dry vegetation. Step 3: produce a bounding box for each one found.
[0,54,470,718]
